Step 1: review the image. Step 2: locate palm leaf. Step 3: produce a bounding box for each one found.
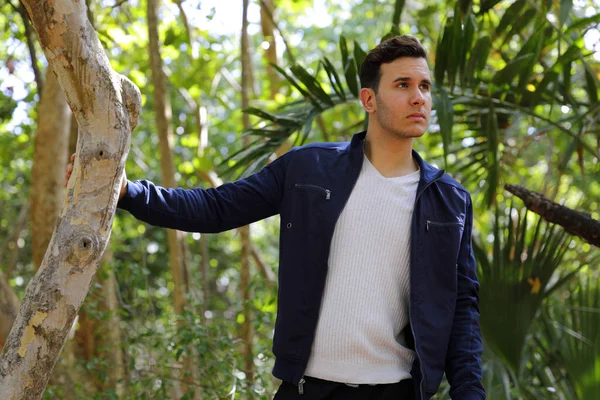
[476,204,571,373]
[540,273,600,399]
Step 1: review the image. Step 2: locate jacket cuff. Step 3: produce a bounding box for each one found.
[117,179,140,210]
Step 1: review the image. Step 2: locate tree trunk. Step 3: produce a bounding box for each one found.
[30,64,79,400]
[240,0,255,384]
[146,0,193,396]
[505,184,600,247]
[0,269,19,350]
[0,1,141,399]
[74,244,125,396]
[260,0,279,97]
[30,68,71,269]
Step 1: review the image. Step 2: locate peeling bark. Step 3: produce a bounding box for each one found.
[0,1,141,399]
[505,184,600,247]
[31,69,71,269]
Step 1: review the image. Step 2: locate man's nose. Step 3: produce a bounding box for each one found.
[411,89,425,106]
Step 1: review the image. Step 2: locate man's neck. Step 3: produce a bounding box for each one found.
[363,130,418,178]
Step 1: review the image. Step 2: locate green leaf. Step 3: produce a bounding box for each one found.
[492,54,534,86]
[504,8,537,41]
[479,0,503,13]
[321,58,346,101]
[344,57,360,98]
[484,100,499,209]
[517,24,546,92]
[433,85,454,168]
[566,13,600,33]
[353,40,367,71]
[496,0,526,35]
[272,64,324,110]
[531,45,581,105]
[340,36,350,69]
[434,19,452,86]
[392,0,405,26]
[448,9,463,91]
[475,36,492,73]
[459,12,477,88]
[584,64,599,104]
[290,64,335,107]
[559,0,573,27]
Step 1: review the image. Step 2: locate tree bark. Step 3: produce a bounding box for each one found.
[505,184,600,247]
[74,244,125,396]
[0,269,19,351]
[30,68,71,269]
[260,0,279,98]
[240,0,255,384]
[0,1,141,399]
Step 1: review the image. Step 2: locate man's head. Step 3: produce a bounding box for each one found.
[359,35,427,94]
[359,35,432,141]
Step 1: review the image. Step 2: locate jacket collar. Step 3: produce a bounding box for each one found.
[349,131,444,184]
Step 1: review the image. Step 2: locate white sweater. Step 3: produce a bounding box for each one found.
[304,155,419,384]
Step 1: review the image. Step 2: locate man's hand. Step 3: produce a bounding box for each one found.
[65,154,128,200]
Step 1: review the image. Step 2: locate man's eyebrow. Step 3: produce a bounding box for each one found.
[392,77,432,86]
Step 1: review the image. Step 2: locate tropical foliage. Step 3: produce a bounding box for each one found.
[0,0,599,398]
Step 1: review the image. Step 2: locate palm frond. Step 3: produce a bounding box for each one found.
[476,203,571,373]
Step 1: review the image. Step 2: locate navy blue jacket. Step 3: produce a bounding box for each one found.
[118,131,485,400]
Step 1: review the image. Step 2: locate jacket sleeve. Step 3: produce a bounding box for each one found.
[445,194,486,400]
[117,155,288,233]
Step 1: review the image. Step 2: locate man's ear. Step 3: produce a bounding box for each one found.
[360,88,376,113]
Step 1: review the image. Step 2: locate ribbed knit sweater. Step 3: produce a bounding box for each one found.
[304,155,419,384]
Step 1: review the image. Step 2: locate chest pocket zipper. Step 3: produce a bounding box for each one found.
[426,220,463,231]
[294,184,331,200]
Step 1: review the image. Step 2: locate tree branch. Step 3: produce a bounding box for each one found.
[505,184,600,247]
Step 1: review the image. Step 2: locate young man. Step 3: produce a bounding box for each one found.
[67,35,485,400]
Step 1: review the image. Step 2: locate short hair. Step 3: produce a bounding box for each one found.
[359,35,427,93]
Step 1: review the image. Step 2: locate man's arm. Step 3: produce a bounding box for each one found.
[117,155,287,233]
[445,195,486,400]
[66,153,288,233]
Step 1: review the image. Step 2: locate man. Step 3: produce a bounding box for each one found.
[67,35,484,400]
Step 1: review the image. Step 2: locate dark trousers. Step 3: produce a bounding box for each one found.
[273,376,414,400]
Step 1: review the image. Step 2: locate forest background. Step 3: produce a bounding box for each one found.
[0,0,600,399]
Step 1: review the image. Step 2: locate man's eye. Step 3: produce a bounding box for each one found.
[420,84,430,91]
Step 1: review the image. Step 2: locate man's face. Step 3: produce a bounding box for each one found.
[370,57,432,139]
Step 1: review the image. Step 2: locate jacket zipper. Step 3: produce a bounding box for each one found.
[295,184,331,200]
[411,172,445,400]
[426,220,463,231]
[298,378,305,394]
[296,160,363,394]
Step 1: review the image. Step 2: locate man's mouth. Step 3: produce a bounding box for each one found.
[407,112,426,121]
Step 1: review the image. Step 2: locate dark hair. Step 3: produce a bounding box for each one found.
[359,35,427,93]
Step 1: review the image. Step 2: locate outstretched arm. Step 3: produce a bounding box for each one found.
[67,154,288,233]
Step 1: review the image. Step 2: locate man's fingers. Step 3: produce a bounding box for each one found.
[70,153,75,162]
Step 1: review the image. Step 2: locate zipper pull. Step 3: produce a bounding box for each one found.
[426,220,430,231]
[325,190,331,200]
[298,378,305,395]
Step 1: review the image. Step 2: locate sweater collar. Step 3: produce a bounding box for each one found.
[349,131,444,184]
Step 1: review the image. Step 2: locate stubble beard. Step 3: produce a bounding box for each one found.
[377,103,426,140]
